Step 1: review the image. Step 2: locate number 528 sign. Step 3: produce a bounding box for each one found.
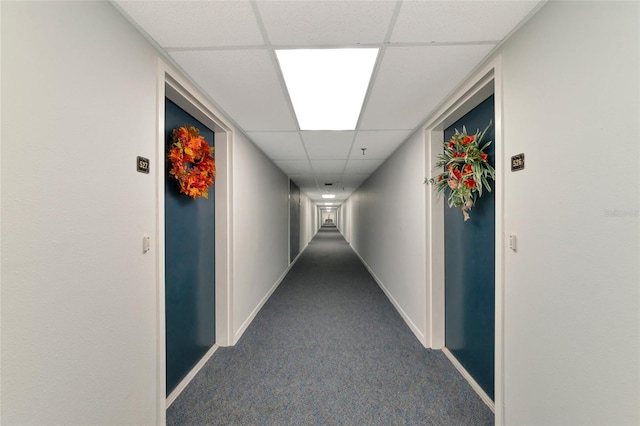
[511,153,525,172]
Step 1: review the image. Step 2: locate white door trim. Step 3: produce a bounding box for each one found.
[155,60,235,425]
[424,55,505,425]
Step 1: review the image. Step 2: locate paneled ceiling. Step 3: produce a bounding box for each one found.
[114,0,542,205]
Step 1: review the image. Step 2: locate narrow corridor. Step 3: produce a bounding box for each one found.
[167,227,493,425]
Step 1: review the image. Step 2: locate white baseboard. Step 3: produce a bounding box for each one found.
[351,249,427,346]
[166,250,307,407]
[233,250,304,344]
[442,347,495,412]
[166,344,219,408]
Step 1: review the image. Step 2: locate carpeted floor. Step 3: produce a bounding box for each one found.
[167,227,494,425]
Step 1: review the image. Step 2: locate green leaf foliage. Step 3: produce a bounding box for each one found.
[425,121,495,221]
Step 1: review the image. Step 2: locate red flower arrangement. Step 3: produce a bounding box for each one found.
[168,126,216,199]
[425,122,495,221]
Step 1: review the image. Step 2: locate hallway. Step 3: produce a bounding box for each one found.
[2,2,638,425]
[167,228,493,425]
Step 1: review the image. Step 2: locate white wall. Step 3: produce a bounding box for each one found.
[299,191,316,251]
[1,2,160,423]
[347,1,639,424]
[348,132,427,344]
[232,132,289,340]
[339,197,354,244]
[1,1,293,424]
[497,2,639,424]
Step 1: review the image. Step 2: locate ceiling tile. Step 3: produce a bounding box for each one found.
[359,44,495,130]
[247,132,307,160]
[345,159,384,174]
[391,1,542,43]
[351,130,412,159]
[302,131,355,159]
[339,174,369,187]
[115,1,264,48]
[256,1,397,46]
[314,174,344,186]
[274,160,312,174]
[311,160,347,175]
[289,175,318,189]
[170,50,297,131]
[116,0,543,205]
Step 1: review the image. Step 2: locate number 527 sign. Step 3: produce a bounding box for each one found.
[137,156,150,174]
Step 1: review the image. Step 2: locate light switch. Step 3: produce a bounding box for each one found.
[509,234,517,252]
[143,236,150,253]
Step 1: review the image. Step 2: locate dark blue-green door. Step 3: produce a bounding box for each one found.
[444,94,495,400]
[165,98,215,396]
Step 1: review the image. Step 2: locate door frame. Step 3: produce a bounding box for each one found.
[155,60,235,423]
[424,56,504,423]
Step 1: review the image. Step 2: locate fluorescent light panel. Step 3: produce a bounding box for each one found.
[276,48,379,130]
[322,194,336,199]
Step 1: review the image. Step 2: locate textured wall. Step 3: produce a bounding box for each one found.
[498,1,639,424]
[1,1,295,423]
[1,2,160,423]
[232,132,289,340]
[346,1,639,424]
[348,131,427,344]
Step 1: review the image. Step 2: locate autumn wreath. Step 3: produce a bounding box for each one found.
[168,126,216,199]
[425,122,495,221]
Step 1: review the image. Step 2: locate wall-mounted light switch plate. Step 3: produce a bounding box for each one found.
[143,236,150,253]
[509,234,517,252]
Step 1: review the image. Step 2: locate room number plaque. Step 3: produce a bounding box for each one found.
[137,156,150,174]
[511,153,525,172]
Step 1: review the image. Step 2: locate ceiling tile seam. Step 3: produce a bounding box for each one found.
[378,2,547,159]
[165,45,268,52]
[344,1,403,168]
[113,1,287,179]
[247,130,300,134]
[394,3,547,155]
[336,131,359,178]
[110,3,250,135]
[164,54,249,136]
[356,128,414,132]
[384,40,501,48]
[387,48,503,168]
[163,40,501,54]
[249,0,319,192]
[342,0,402,192]
[165,43,386,52]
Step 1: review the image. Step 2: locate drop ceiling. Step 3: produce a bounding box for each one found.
[114,0,542,205]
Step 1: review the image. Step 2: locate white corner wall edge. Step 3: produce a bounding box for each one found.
[351,248,427,346]
[232,245,305,344]
[442,347,495,412]
[0,3,3,424]
[156,58,236,425]
[423,54,504,426]
[166,344,219,408]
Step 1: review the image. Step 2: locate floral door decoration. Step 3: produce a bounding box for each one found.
[168,125,216,199]
[426,122,495,221]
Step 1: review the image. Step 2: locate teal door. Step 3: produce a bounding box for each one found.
[444,95,495,400]
[164,98,215,395]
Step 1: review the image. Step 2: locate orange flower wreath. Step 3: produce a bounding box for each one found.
[168,126,216,199]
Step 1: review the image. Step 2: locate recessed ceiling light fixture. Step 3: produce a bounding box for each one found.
[276,48,379,131]
[322,194,336,199]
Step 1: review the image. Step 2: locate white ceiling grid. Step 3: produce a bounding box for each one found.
[115,0,542,204]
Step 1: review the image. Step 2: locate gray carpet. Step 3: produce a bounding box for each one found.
[167,227,494,425]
